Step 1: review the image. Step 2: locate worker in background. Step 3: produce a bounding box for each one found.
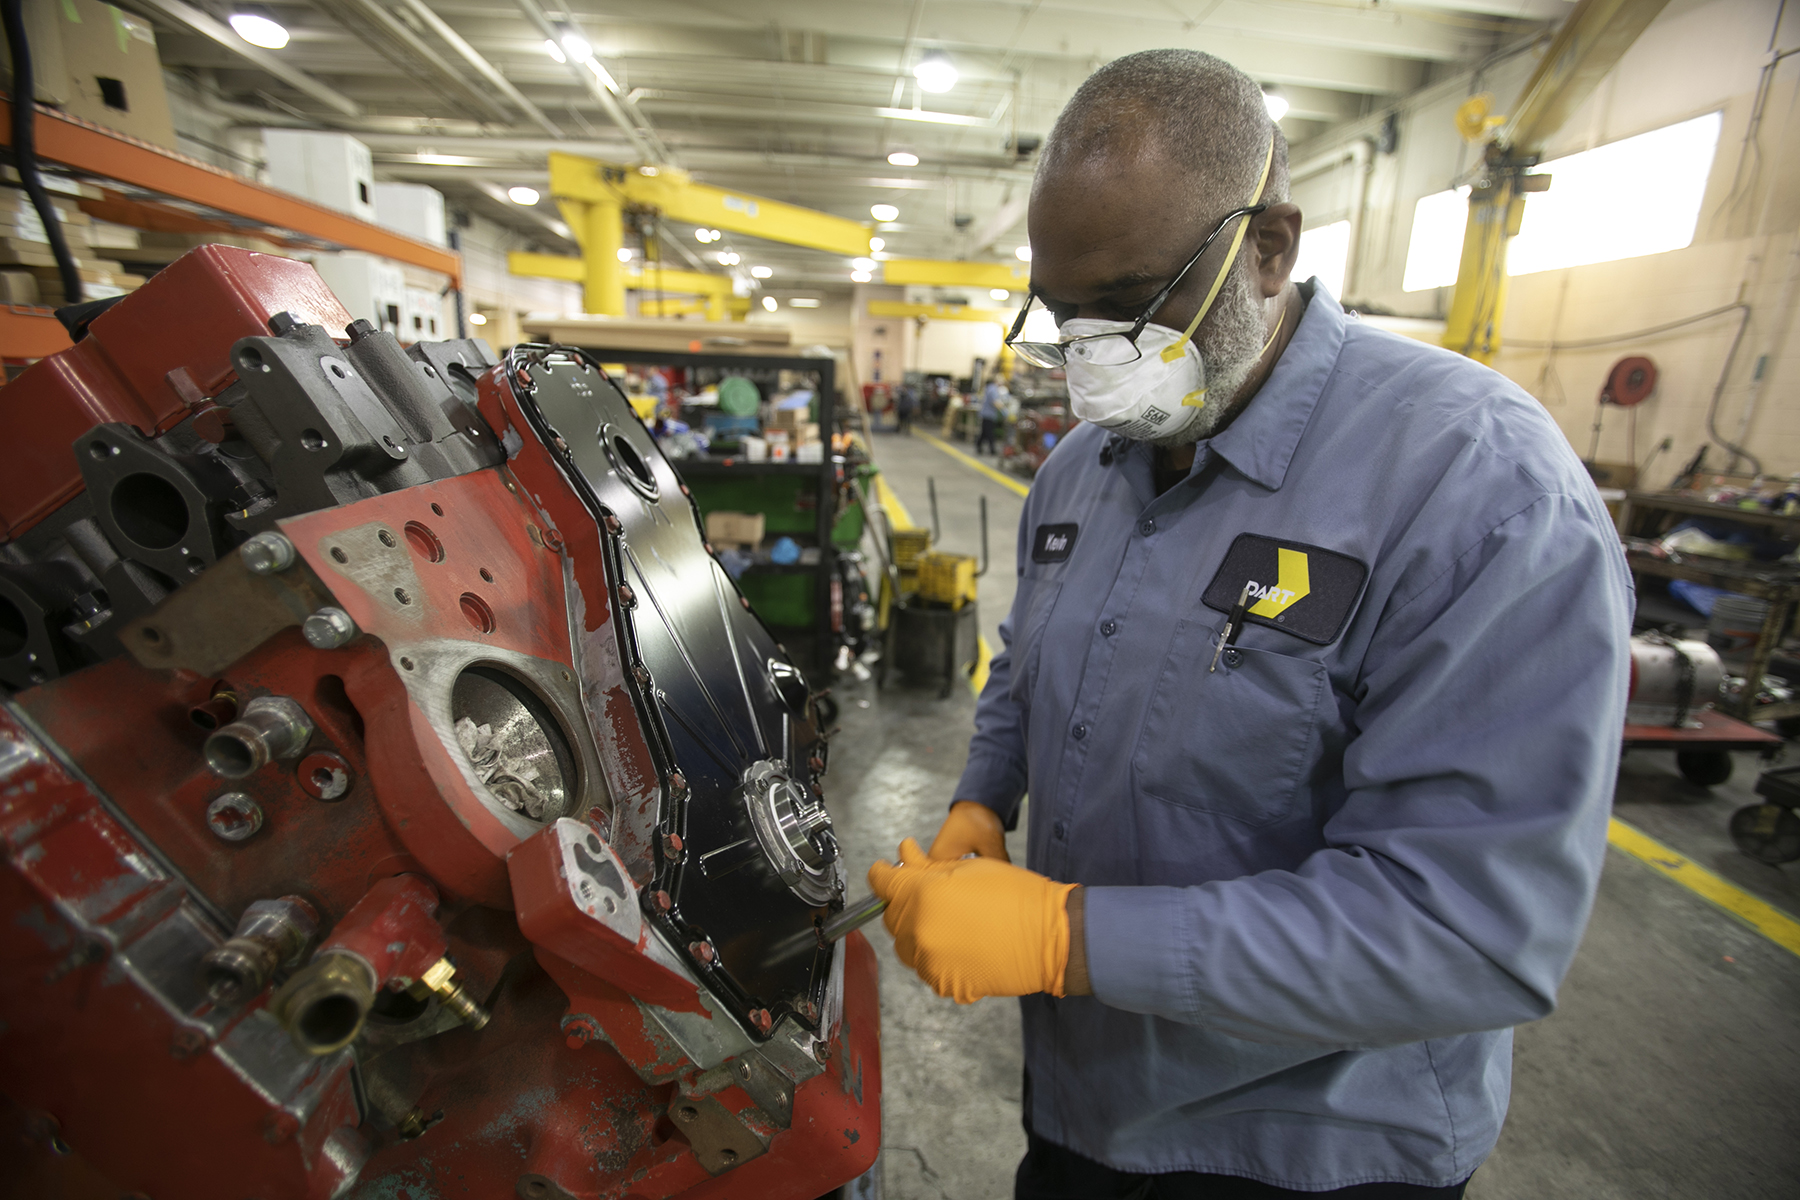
[978,377,1004,454]
[895,380,918,434]
[869,49,1632,1200]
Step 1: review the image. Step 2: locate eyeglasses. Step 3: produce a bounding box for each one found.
[1004,204,1268,369]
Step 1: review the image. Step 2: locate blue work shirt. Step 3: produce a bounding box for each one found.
[955,283,1632,1190]
[981,383,1003,420]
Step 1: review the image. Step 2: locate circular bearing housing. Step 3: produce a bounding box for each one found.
[741,759,843,906]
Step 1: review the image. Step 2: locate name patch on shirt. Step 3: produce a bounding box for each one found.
[1032,523,1078,564]
[1202,533,1368,645]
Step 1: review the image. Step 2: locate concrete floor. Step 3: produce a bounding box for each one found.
[825,427,1800,1199]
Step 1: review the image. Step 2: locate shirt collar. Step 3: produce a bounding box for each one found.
[1190,280,1346,492]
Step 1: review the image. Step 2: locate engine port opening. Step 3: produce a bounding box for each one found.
[204,730,261,777]
[296,992,364,1052]
[451,665,578,822]
[110,473,190,550]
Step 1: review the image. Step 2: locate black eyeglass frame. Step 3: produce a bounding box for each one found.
[1004,203,1270,368]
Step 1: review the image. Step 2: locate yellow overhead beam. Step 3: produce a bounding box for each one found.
[626,267,735,295]
[549,153,874,257]
[509,251,583,281]
[867,301,1012,325]
[1442,0,1671,362]
[509,252,735,298]
[881,259,1032,292]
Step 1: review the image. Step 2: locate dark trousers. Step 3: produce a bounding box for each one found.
[977,415,998,453]
[1017,1113,1469,1200]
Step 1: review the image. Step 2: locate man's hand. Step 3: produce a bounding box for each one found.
[928,800,1010,861]
[868,837,1077,1004]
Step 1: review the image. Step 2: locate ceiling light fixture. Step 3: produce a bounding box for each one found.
[586,58,620,94]
[229,12,289,49]
[869,236,885,252]
[789,298,822,308]
[1263,89,1289,121]
[717,251,741,265]
[990,288,1010,301]
[1014,245,1032,261]
[851,257,876,272]
[887,151,920,167]
[750,265,773,278]
[850,270,873,283]
[870,203,899,222]
[507,186,540,205]
[694,228,713,242]
[559,28,592,62]
[542,38,567,64]
[913,50,957,94]
[467,312,488,326]
[616,247,633,262]
[762,296,779,312]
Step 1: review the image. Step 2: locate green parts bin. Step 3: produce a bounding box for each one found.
[718,376,760,417]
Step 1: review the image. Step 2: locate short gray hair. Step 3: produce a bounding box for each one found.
[1036,49,1290,210]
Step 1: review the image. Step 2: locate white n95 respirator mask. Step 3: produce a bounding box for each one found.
[1062,319,1211,443]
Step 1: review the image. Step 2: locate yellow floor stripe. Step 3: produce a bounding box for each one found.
[1607,817,1800,957]
[912,430,1031,498]
[872,473,916,531]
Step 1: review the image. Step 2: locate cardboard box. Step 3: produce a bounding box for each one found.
[741,435,768,462]
[0,271,38,305]
[705,511,766,548]
[796,441,824,464]
[3,0,177,149]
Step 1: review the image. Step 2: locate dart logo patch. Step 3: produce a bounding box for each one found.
[1203,534,1367,645]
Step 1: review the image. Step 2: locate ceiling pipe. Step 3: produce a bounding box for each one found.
[513,0,658,163]
[315,0,515,125]
[393,0,566,140]
[127,0,363,118]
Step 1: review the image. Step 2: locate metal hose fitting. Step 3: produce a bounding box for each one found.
[270,951,377,1056]
[203,695,314,778]
[201,896,318,1004]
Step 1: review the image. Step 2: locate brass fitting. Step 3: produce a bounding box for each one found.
[270,951,376,1055]
[420,958,491,1031]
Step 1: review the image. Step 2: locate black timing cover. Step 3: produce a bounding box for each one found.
[505,347,835,1032]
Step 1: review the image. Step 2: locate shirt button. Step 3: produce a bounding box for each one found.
[1053,821,1068,839]
[1071,723,1088,741]
[1138,518,1156,536]
[1100,620,1118,637]
[1222,648,1243,668]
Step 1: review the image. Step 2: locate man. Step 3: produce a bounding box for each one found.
[868,49,1632,1199]
[979,377,1005,454]
[895,380,918,434]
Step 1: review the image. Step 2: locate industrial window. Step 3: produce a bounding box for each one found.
[1402,110,1724,291]
[1292,220,1351,298]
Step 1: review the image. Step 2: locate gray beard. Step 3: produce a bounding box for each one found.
[1149,261,1270,448]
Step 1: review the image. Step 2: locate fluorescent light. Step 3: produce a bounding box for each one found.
[1014,245,1032,261]
[467,312,488,326]
[587,58,620,94]
[694,228,713,242]
[762,295,779,312]
[1263,90,1289,122]
[869,236,885,252]
[616,247,634,262]
[543,38,566,64]
[507,186,540,205]
[789,298,822,308]
[750,265,773,278]
[850,270,873,283]
[990,288,1010,301]
[560,29,592,62]
[230,13,289,49]
[852,257,876,271]
[874,108,987,127]
[870,203,899,222]
[914,51,957,94]
[887,151,920,167]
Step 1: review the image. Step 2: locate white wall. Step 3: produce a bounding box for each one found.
[1288,0,1800,478]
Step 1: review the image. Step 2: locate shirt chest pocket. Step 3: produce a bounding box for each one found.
[1007,574,1064,711]
[1130,620,1331,828]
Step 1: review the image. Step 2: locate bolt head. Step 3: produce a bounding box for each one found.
[749,1008,772,1035]
[239,531,297,575]
[662,831,684,857]
[653,890,672,912]
[302,607,358,650]
[689,940,715,964]
[206,793,263,842]
[543,528,565,553]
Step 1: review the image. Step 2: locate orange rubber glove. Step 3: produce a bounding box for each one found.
[927,800,1010,862]
[868,837,1077,1004]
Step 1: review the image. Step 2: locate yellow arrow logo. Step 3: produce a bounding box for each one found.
[1248,548,1311,618]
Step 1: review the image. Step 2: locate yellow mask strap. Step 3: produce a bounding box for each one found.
[1179,307,1286,408]
[1161,134,1277,364]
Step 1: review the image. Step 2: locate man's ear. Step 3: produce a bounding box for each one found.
[1252,203,1303,297]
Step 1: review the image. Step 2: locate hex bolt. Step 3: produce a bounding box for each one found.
[618,583,636,608]
[662,831,684,857]
[302,607,359,650]
[206,792,263,842]
[542,528,566,553]
[239,531,297,575]
[736,1060,753,1082]
[668,772,687,796]
[749,1008,773,1036]
[653,890,673,913]
[604,515,623,535]
[204,696,314,779]
[561,1015,599,1050]
[689,940,715,965]
[634,664,652,687]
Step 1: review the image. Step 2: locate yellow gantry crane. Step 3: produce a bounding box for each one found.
[1442,0,1672,362]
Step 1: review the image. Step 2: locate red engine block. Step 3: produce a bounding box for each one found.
[0,247,879,1200]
